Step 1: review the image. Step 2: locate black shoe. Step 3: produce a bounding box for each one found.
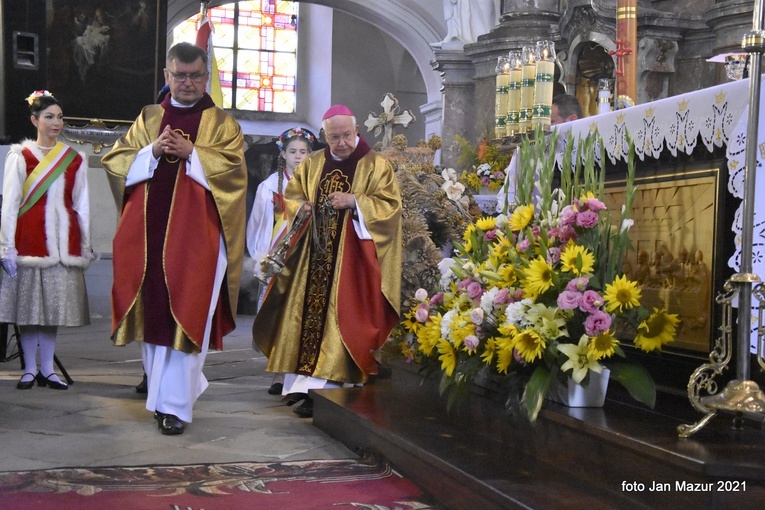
[136,374,148,394]
[293,396,313,418]
[16,372,36,390]
[155,411,184,435]
[40,373,68,390]
[284,392,307,406]
[268,382,283,395]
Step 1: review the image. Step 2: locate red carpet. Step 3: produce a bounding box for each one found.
[0,453,440,509]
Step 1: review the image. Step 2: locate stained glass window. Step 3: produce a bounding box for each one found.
[172,1,299,112]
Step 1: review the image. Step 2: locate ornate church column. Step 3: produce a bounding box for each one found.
[431,49,476,168]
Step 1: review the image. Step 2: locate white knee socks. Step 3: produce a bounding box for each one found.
[37,326,61,384]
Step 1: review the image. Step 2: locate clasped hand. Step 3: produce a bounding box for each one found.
[153,125,192,160]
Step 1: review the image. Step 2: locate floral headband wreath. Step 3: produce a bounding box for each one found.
[26,90,55,106]
[276,127,316,151]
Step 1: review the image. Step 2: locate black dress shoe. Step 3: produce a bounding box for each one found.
[293,396,313,418]
[284,392,307,406]
[267,382,283,395]
[16,373,36,390]
[155,411,185,435]
[40,373,68,390]
[135,374,148,394]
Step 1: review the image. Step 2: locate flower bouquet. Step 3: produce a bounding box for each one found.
[400,129,680,421]
[454,135,511,194]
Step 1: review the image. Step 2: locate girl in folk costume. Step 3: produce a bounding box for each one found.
[245,127,315,395]
[0,91,93,390]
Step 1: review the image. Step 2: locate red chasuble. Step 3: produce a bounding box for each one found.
[111,94,233,350]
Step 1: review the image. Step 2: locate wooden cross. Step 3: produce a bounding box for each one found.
[364,93,416,148]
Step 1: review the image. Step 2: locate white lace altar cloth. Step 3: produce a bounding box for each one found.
[553,77,762,352]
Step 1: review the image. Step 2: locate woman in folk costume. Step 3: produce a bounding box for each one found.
[246,127,316,396]
[0,90,93,390]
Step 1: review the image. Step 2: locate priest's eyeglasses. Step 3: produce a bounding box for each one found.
[166,70,208,83]
[326,132,355,144]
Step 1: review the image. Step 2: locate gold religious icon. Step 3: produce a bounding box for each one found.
[364,93,416,148]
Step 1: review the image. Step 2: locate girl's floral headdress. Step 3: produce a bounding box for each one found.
[276,127,316,151]
[26,90,54,106]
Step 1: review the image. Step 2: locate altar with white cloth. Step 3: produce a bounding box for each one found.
[545,77,765,355]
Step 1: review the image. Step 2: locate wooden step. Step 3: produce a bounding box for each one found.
[312,362,765,510]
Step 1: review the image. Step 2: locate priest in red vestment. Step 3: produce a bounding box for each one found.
[102,42,247,435]
[252,105,402,418]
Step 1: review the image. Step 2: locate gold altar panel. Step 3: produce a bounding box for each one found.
[604,169,720,352]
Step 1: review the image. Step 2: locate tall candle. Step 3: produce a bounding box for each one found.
[598,78,612,115]
[532,41,556,131]
[495,56,510,138]
[506,51,523,136]
[519,45,536,133]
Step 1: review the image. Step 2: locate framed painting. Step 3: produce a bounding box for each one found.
[46,0,166,123]
[603,167,723,353]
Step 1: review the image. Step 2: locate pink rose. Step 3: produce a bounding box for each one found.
[566,277,589,292]
[547,247,561,265]
[579,290,604,313]
[576,210,599,228]
[513,289,525,301]
[583,197,606,212]
[430,292,444,305]
[517,238,530,252]
[481,176,490,186]
[557,290,581,310]
[585,310,612,336]
[415,304,430,322]
[467,281,484,299]
[457,279,471,290]
[559,205,577,226]
[484,230,498,242]
[558,225,578,244]
[464,334,479,351]
[495,288,511,305]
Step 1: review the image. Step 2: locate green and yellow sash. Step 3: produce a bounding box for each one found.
[19,142,77,216]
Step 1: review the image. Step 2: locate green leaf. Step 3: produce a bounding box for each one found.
[522,365,552,421]
[605,360,656,409]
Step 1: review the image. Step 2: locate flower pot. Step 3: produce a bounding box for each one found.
[547,368,610,408]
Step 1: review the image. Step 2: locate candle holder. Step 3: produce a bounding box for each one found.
[506,51,523,138]
[519,45,537,134]
[532,40,556,131]
[494,56,510,139]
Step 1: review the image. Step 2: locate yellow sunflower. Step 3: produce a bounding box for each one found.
[560,242,595,275]
[462,223,476,242]
[494,336,516,374]
[604,275,642,313]
[475,216,497,231]
[523,256,554,297]
[480,337,498,366]
[513,328,546,363]
[634,308,680,352]
[497,264,517,287]
[588,330,619,359]
[509,204,535,231]
[416,313,443,356]
[437,339,457,377]
[402,309,420,333]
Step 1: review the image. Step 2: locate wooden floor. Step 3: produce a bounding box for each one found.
[312,362,765,510]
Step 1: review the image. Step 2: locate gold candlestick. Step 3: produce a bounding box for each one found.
[532,40,556,131]
[507,51,523,137]
[520,45,537,134]
[495,56,510,139]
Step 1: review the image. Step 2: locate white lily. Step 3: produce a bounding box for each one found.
[558,335,603,384]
